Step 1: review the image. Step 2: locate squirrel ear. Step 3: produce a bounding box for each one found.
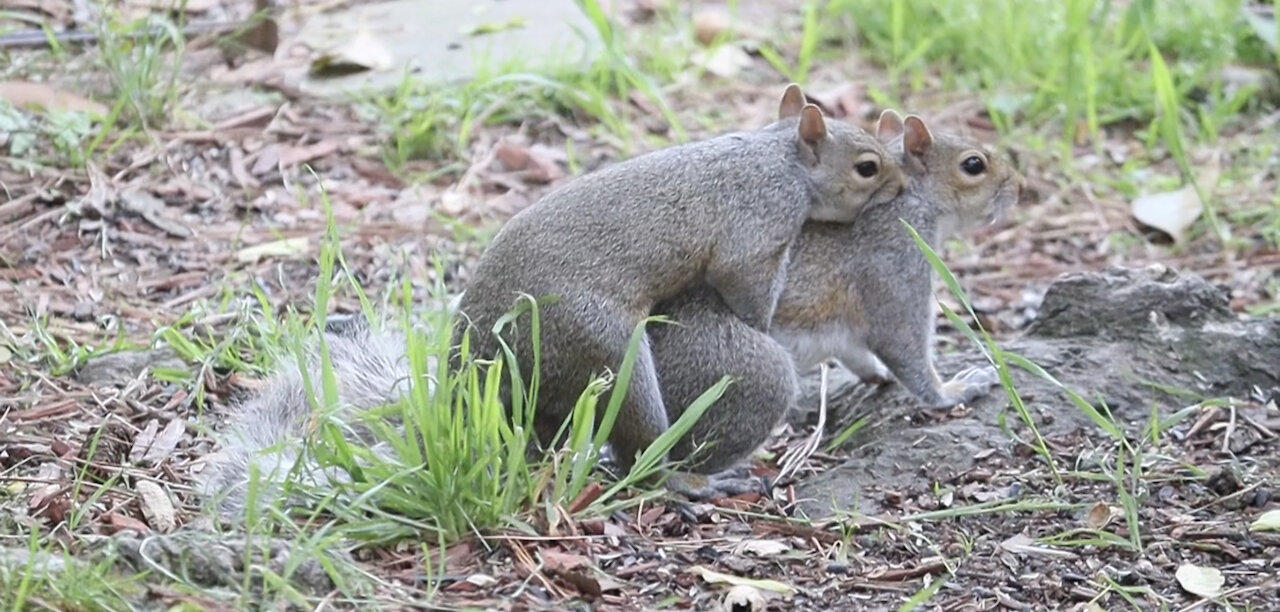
[876,109,905,141]
[903,115,934,157]
[778,83,805,119]
[797,104,827,145]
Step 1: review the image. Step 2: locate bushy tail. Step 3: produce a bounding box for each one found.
[195,317,415,519]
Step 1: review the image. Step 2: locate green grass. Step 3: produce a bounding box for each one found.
[833,0,1268,140]
[90,0,186,134]
[359,0,716,176]
[0,533,141,612]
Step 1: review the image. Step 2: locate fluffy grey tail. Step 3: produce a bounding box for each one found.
[196,317,419,519]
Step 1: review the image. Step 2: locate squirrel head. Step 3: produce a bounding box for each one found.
[777,84,906,224]
[876,110,1024,238]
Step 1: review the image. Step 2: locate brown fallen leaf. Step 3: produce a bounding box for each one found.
[492,140,565,184]
[1084,501,1113,529]
[691,9,767,46]
[128,420,161,464]
[250,143,282,175]
[104,512,150,534]
[0,81,108,116]
[129,418,186,465]
[279,140,341,168]
[806,83,862,119]
[136,480,177,533]
[540,548,591,573]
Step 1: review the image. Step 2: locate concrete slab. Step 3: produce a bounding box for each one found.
[287,0,604,99]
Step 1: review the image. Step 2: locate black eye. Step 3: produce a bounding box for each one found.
[961,155,986,176]
[854,160,879,178]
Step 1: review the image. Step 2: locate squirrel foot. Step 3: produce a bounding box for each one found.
[940,365,1000,406]
[665,467,770,501]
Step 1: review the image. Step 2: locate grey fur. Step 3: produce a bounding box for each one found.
[651,286,800,474]
[196,319,417,518]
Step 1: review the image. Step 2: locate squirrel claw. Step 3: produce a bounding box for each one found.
[666,469,771,501]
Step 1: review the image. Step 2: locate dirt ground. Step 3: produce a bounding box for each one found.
[2,0,1279,610]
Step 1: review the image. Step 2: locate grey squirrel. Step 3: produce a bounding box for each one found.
[648,111,1025,484]
[449,84,903,485]
[197,84,904,514]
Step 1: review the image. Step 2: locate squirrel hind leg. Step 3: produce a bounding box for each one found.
[602,333,670,476]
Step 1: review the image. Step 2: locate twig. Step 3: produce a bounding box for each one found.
[0,20,244,50]
[777,361,830,483]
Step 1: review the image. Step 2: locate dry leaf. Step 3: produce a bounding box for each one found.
[734,539,789,557]
[1132,165,1219,243]
[721,584,768,611]
[693,45,753,79]
[693,9,732,46]
[465,573,497,587]
[999,533,1079,559]
[278,140,341,169]
[236,237,312,262]
[310,29,395,76]
[540,549,591,573]
[689,565,796,595]
[138,419,185,465]
[1250,509,1280,532]
[1084,501,1113,529]
[135,480,176,533]
[807,83,862,119]
[492,141,565,184]
[104,513,149,534]
[1131,186,1203,243]
[251,144,282,175]
[1175,563,1224,598]
[0,81,108,116]
[128,420,160,464]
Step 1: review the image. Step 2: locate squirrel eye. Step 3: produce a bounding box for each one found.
[961,155,986,176]
[854,160,879,178]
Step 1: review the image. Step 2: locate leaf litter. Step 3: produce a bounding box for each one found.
[0,0,1277,610]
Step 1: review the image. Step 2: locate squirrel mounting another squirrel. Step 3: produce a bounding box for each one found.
[448,84,902,492]
[197,84,1021,517]
[649,110,1024,491]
